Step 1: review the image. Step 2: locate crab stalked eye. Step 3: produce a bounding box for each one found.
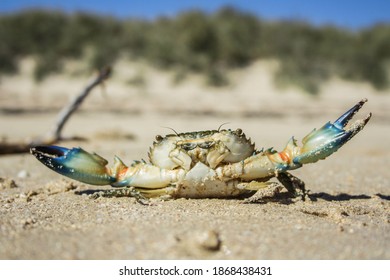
[199,141,215,149]
[181,143,197,151]
[235,128,243,135]
[155,135,163,142]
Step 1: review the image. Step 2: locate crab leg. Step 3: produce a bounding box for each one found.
[30,146,182,190]
[222,99,371,180]
[30,146,116,185]
[291,98,371,166]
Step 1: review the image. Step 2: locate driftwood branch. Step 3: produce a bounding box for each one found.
[0,67,111,155]
[37,67,111,144]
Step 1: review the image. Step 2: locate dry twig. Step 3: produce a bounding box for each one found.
[0,67,111,155]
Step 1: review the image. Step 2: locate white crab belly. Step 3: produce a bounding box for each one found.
[172,162,245,198]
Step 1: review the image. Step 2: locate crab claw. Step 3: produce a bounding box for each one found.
[293,98,372,165]
[30,145,116,185]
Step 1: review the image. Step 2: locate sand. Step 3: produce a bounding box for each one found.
[0,59,389,259]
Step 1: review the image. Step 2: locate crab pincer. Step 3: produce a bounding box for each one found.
[30,146,116,185]
[292,98,371,165]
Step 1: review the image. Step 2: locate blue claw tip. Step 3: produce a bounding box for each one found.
[334,98,367,130]
[31,145,73,172]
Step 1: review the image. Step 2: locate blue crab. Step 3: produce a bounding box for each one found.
[31,99,371,200]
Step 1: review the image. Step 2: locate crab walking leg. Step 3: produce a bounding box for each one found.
[221,98,371,181]
[276,172,306,197]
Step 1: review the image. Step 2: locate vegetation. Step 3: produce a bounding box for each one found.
[0,7,389,93]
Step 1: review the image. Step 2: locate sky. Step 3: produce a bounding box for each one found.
[1,0,389,29]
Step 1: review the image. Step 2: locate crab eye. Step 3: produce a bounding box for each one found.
[155,135,163,142]
[235,128,243,135]
[181,143,197,151]
[199,141,215,149]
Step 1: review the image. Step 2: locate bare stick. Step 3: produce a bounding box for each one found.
[0,67,111,155]
[43,66,111,143]
[0,142,32,155]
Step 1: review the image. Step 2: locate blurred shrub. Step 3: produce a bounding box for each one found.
[33,52,62,82]
[343,24,390,90]
[213,7,262,67]
[0,8,389,93]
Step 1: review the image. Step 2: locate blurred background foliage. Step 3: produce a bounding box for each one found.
[0,7,389,93]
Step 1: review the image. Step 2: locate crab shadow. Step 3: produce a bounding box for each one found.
[242,191,384,205]
[375,193,390,200]
[307,192,372,201]
[74,189,389,204]
[74,188,299,204]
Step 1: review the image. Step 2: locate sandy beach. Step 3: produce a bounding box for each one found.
[0,60,389,259]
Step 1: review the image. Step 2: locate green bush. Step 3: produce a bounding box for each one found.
[0,8,389,92]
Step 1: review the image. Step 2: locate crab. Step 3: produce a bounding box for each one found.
[31,99,371,200]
